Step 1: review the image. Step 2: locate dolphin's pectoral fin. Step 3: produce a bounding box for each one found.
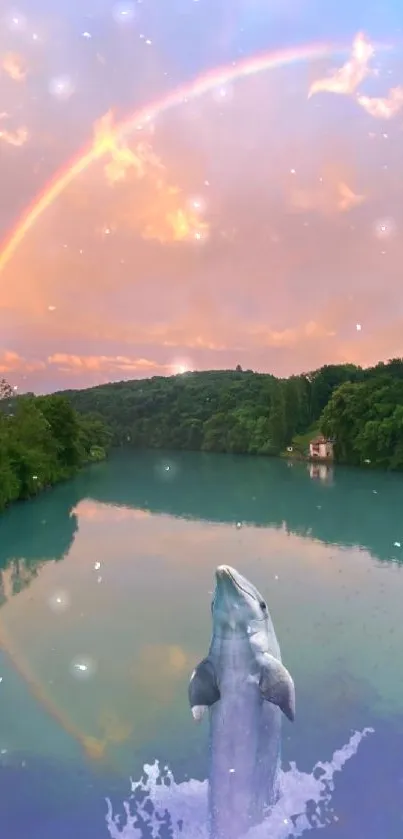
[188,658,220,721]
[259,654,295,722]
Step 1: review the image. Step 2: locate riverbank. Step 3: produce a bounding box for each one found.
[0,393,111,512]
[49,358,403,473]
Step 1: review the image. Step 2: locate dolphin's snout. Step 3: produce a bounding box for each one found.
[216,565,232,580]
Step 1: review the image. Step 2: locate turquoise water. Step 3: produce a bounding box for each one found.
[1,450,403,838]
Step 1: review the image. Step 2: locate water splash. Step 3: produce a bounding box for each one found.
[106,727,374,838]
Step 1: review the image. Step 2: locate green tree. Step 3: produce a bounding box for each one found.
[0,378,14,400]
[0,393,111,511]
[57,360,403,473]
[36,395,82,472]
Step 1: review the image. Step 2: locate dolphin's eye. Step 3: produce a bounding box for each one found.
[260,601,267,611]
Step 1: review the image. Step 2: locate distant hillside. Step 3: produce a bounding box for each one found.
[59,358,403,470]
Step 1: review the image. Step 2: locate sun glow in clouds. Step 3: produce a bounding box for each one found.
[357,86,403,119]
[0,115,28,146]
[1,52,27,81]
[309,32,403,121]
[171,358,192,375]
[0,37,394,274]
[308,32,374,98]
[91,111,209,243]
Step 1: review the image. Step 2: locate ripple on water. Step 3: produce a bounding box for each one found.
[106,728,374,839]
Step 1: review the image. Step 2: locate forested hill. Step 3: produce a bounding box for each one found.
[61,358,403,470]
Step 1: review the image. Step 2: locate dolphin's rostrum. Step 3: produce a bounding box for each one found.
[188,565,295,839]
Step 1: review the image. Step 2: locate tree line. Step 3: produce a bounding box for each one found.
[0,384,112,511]
[59,357,403,471]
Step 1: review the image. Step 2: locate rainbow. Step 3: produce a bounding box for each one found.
[0,39,390,274]
[0,615,108,763]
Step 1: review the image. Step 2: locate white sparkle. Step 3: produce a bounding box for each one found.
[155,459,178,481]
[356,323,362,331]
[112,1,136,23]
[70,656,97,679]
[189,196,205,213]
[212,83,233,103]
[49,590,70,612]
[7,11,27,32]
[374,217,395,239]
[49,75,75,101]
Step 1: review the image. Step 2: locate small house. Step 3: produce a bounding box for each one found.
[309,435,334,461]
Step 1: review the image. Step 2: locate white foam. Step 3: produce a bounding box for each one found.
[106,727,374,838]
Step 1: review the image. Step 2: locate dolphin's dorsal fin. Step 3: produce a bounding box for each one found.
[188,657,220,721]
[259,653,295,722]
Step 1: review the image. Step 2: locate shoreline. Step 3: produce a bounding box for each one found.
[0,452,108,516]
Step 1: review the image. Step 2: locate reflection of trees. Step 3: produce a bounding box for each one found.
[80,450,403,566]
[0,480,80,603]
[1,447,402,608]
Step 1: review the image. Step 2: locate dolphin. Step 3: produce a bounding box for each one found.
[188,565,295,839]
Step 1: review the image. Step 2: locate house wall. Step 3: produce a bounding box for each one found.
[309,441,334,460]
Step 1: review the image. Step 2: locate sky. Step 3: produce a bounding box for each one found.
[0,0,403,394]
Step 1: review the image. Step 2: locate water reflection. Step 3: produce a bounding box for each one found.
[0,451,403,838]
[77,451,403,563]
[308,462,334,484]
[0,451,403,779]
[1,452,403,582]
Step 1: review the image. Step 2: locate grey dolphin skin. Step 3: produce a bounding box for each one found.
[188,565,295,839]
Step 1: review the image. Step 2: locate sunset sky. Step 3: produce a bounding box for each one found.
[1,0,403,393]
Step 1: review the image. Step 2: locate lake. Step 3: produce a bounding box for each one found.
[1,449,403,839]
